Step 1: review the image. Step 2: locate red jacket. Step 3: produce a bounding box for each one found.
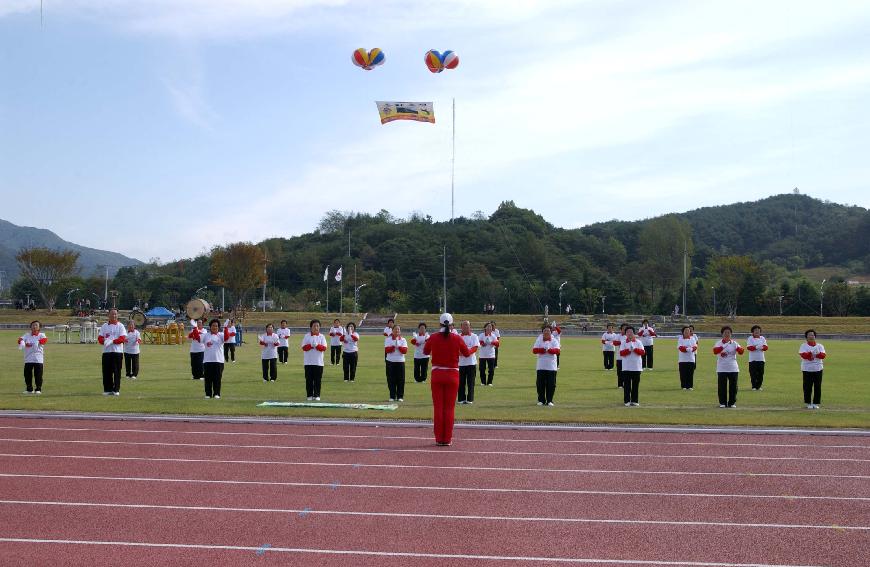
[423,331,471,368]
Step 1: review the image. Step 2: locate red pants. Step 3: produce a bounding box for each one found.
[430,369,460,444]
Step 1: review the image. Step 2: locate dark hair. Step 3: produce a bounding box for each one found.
[418,322,427,330]
[541,323,552,332]
[805,329,816,338]
[387,318,395,325]
[265,323,274,330]
[750,325,761,333]
[208,318,220,329]
[440,320,451,338]
[720,326,732,335]
[681,326,690,334]
[333,318,340,324]
[642,319,649,325]
[624,325,635,334]
[280,319,288,325]
[689,324,695,330]
[619,323,627,331]
[346,322,356,332]
[490,321,497,327]
[30,320,40,327]
[309,319,321,330]
[606,322,614,328]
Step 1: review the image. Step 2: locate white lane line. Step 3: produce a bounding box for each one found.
[1,500,867,531]
[2,452,867,480]
[1,472,866,502]
[1,438,865,462]
[0,538,834,566]
[0,425,865,450]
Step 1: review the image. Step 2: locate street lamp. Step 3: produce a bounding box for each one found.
[558,281,568,314]
[504,287,511,315]
[820,279,826,317]
[66,288,80,307]
[600,295,606,315]
[711,287,717,316]
[778,295,784,316]
[354,284,367,314]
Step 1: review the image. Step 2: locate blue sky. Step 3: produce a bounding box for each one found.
[2,0,869,262]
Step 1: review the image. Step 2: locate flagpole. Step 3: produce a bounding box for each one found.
[325,265,329,314]
[339,267,343,314]
[451,97,455,223]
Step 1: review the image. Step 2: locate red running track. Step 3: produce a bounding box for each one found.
[0,415,867,566]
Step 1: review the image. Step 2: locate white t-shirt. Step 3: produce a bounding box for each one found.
[533,335,560,371]
[458,333,480,366]
[411,332,430,359]
[619,339,645,372]
[124,330,141,354]
[259,332,281,359]
[189,326,206,353]
[384,335,408,363]
[201,330,227,364]
[799,342,826,372]
[341,331,360,353]
[601,331,619,352]
[714,339,743,373]
[478,332,498,359]
[746,335,768,363]
[677,337,696,363]
[276,327,291,348]
[328,326,343,346]
[99,322,127,354]
[301,333,327,366]
[20,332,47,364]
[637,325,657,346]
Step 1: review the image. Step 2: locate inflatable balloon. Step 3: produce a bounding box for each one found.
[424,50,459,73]
[352,48,385,71]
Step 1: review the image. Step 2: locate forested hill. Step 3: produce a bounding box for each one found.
[87,193,870,317]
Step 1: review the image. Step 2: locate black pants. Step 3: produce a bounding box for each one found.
[261,358,277,381]
[479,358,495,385]
[803,371,823,404]
[458,365,476,402]
[190,352,204,379]
[277,346,288,363]
[386,361,406,400]
[643,345,654,369]
[717,372,738,407]
[494,346,499,367]
[603,351,614,370]
[749,361,765,389]
[413,357,428,383]
[223,343,235,362]
[536,370,557,404]
[616,359,623,387]
[331,345,341,365]
[204,362,223,397]
[124,353,139,377]
[102,352,123,393]
[623,371,641,404]
[678,362,695,389]
[343,351,358,381]
[24,362,44,392]
[305,365,323,398]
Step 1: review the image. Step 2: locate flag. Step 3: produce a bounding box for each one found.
[335,267,343,282]
[375,101,435,124]
[323,266,329,282]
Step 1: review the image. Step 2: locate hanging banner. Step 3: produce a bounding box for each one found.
[375,101,435,124]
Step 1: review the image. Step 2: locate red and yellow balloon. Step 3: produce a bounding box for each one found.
[352,48,385,71]
[424,50,459,73]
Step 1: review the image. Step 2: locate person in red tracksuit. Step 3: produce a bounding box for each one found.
[423,313,471,446]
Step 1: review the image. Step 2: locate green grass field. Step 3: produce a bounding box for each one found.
[2,330,868,428]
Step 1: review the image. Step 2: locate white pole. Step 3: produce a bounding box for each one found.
[682,241,687,318]
[443,245,447,312]
[451,97,455,222]
[339,266,343,315]
[104,266,109,305]
[221,287,225,312]
[326,266,329,314]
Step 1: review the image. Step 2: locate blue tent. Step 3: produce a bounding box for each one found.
[144,306,175,318]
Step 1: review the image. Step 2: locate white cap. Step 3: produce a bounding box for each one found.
[439,312,453,326]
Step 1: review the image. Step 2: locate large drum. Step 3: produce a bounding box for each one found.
[130,309,148,327]
[186,298,212,321]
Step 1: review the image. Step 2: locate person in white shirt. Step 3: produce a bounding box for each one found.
[123,321,142,380]
[410,322,430,383]
[384,324,409,401]
[98,308,127,396]
[276,320,291,364]
[478,322,499,386]
[746,325,769,391]
[341,322,360,382]
[676,326,698,390]
[532,324,560,406]
[637,319,657,369]
[600,323,618,371]
[188,319,206,380]
[491,321,501,368]
[201,318,230,398]
[614,323,627,388]
[713,326,744,408]
[619,326,645,406]
[18,320,47,394]
[383,318,395,382]
[259,323,281,383]
[301,319,327,400]
[328,318,343,366]
[457,321,480,404]
[223,319,238,363]
[551,321,562,368]
[799,329,827,409]
[689,325,699,372]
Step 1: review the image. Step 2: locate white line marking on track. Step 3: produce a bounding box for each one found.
[1,500,867,531]
[1,437,866,462]
[0,425,865,450]
[1,472,865,501]
[0,538,833,566]
[2,452,867,479]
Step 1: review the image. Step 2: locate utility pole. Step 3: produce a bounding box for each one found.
[682,241,688,319]
[600,295,606,315]
[778,295,784,316]
[712,287,717,316]
[819,279,826,317]
[442,245,447,312]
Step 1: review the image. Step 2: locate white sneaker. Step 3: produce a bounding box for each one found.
[689,388,694,391]
[35,390,42,395]
[113,392,120,396]
[632,402,640,407]
[537,402,544,406]
[214,395,220,399]
[729,405,736,408]
[307,397,313,401]
[807,404,813,409]
[398,398,404,402]
[102,392,111,396]
[547,402,554,407]
[205,395,212,399]
[132,376,137,380]
[466,401,473,405]
[22,391,32,395]
[758,387,763,391]
[315,397,320,401]
[389,398,395,402]
[625,403,631,407]
[719,404,726,408]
